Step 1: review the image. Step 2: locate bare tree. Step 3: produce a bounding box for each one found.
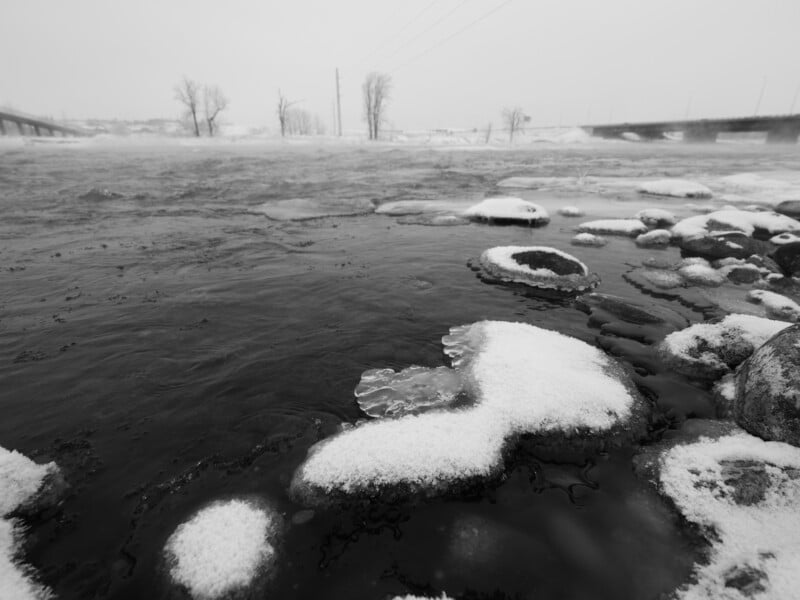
[203,85,229,137]
[362,72,391,140]
[286,108,313,135]
[175,77,201,137]
[276,90,297,137]
[502,107,527,142]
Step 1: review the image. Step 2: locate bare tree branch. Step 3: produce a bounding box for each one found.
[174,77,201,137]
[203,85,229,137]
[502,106,527,142]
[362,72,391,141]
[276,90,298,137]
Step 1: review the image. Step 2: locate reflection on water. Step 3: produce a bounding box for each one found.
[1,142,799,599]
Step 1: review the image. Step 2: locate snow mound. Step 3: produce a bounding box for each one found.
[291,321,645,501]
[671,210,800,239]
[558,206,584,217]
[164,499,279,600]
[747,290,800,322]
[463,197,550,225]
[636,208,677,227]
[637,179,712,198]
[677,263,726,287]
[658,432,800,600]
[770,232,800,245]
[577,219,648,237]
[0,447,60,600]
[659,314,791,380]
[478,246,599,294]
[635,229,672,248]
[571,233,607,247]
[355,366,465,418]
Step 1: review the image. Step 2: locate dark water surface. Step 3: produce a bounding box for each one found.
[2,141,799,599]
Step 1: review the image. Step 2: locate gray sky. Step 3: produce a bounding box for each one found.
[3,0,800,131]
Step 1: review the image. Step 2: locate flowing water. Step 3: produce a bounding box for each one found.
[2,139,799,599]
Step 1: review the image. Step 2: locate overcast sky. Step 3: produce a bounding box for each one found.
[3,0,800,132]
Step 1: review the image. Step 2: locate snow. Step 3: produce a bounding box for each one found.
[635,229,672,247]
[714,172,800,207]
[576,219,648,236]
[392,594,454,600]
[164,499,278,600]
[660,314,791,376]
[637,179,712,198]
[0,447,59,600]
[635,208,677,227]
[292,321,642,498]
[671,209,800,239]
[481,245,588,278]
[571,233,608,247]
[770,232,800,245]
[558,206,584,217]
[659,432,800,600]
[677,263,726,286]
[463,197,550,224]
[747,290,800,322]
[478,246,598,292]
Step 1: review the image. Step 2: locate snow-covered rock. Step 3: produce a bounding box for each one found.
[291,321,647,502]
[735,324,800,446]
[635,208,677,228]
[571,233,607,247]
[672,210,800,240]
[635,421,800,600]
[635,229,672,248]
[164,499,280,600]
[772,242,800,277]
[558,206,584,217]
[677,263,726,287]
[769,232,800,245]
[637,179,712,198]
[0,447,62,600]
[478,246,599,294]
[576,219,648,237]
[659,314,791,381]
[747,290,800,322]
[463,197,549,226]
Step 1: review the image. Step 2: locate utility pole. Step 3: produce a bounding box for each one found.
[335,68,343,137]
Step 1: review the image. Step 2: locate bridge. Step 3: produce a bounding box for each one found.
[0,109,84,137]
[585,114,800,144]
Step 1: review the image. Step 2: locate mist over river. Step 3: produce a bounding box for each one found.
[2,139,800,600]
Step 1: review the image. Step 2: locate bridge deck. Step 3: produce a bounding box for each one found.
[586,114,800,143]
[0,110,84,136]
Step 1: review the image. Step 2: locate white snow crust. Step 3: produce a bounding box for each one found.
[571,233,607,247]
[659,432,800,599]
[770,232,800,245]
[661,314,791,374]
[747,290,800,322]
[635,229,671,247]
[292,321,640,496]
[637,179,712,198]
[677,263,726,286]
[558,206,584,217]
[635,208,677,227]
[577,219,647,236]
[671,210,800,239]
[463,197,549,224]
[480,246,588,280]
[164,499,278,600]
[0,447,58,600]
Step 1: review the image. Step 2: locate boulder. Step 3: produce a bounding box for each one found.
[771,241,800,277]
[734,324,800,446]
[775,200,800,219]
[678,232,760,260]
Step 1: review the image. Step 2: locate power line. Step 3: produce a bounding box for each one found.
[388,0,513,74]
[358,0,439,69]
[373,0,473,71]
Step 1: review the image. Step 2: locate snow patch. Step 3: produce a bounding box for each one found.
[164,499,279,600]
[637,179,712,199]
[577,219,648,236]
[463,197,550,225]
[558,206,584,217]
[671,209,800,239]
[571,232,608,247]
[292,321,644,499]
[635,208,677,227]
[747,290,800,322]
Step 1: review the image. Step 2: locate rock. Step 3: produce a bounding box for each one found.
[635,229,671,248]
[771,241,800,277]
[635,208,677,228]
[677,263,726,287]
[734,324,800,446]
[747,290,800,322]
[721,264,763,284]
[745,254,782,274]
[658,314,791,381]
[478,246,600,295]
[775,200,800,219]
[633,420,800,600]
[678,232,760,260]
[571,233,607,247]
